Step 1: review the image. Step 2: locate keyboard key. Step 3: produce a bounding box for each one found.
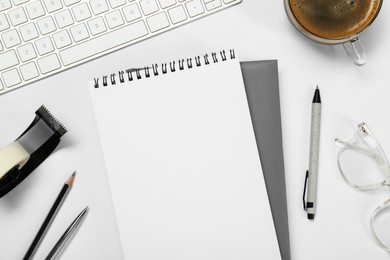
[140,0,159,15]
[20,61,39,80]
[2,29,22,48]
[72,2,92,22]
[122,4,141,22]
[0,13,10,32]
[158,0,176,9]
[2,68,21,88]
[0,79,3,90]
[8,7,28,26]
[146,12,169,32]
[87,16,107,35]
[59,20,148,66]
[17,43,37,61]
[70,23,89,42]
[89,0,109,15]
[0,0,12,12]
[0,50,19,71]
[55,9,74,28]
[12,0,29,5]
[204,0,221,10]
[52,30,72,48]
[105,10,124,29]
[185,0,204,17]
[35,36,54,55]
[26,1,46,19]
[37,16,57,35]
[0,41,3,51]
[19,22,39,41]
[63,0,80,6]
[43,0,63,13]
[223,0,236,3]
[168,5,187,24]
[37,53,61,74]
[108,0,125,8]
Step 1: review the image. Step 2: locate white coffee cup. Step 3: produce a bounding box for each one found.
[284,0,383,65]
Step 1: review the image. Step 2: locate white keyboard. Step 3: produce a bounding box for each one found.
[0,0,241,95]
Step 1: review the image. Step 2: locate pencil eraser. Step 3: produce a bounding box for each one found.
[0,141,30,180]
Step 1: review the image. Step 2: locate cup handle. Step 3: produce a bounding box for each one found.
[343,38,367,66]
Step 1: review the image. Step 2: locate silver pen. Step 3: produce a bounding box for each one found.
[303,86,321,220]
[45,206,89,260]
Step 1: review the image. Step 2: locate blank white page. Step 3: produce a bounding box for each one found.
[89,51,280,260]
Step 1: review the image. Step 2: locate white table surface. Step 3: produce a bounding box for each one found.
[1,1,390,259]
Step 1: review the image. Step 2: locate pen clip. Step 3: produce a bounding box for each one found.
[303,170,309,211]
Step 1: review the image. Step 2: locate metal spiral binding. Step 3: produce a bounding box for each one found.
[94,49,235,88]
[178,59,185,70]
[162,63,167,74]
[144,67,150,78]
[195,56,201,67]
[110,73,116,85]
[204,54,210,65]
[187,58,193,68]
[212,52,219,63]
[119,71,125,83]
[170,61,176,72]
[152,64,159,76]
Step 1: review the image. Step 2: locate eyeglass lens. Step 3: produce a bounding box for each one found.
[371,201,390,251]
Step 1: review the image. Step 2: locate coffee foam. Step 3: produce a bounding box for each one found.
[290,0,380,39]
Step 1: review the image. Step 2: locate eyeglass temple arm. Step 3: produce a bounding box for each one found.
[335,138,382,161]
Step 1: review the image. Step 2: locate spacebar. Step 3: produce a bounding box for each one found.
[59,21,148,66]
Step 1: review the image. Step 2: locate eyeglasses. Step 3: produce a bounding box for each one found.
[335,122,390,251]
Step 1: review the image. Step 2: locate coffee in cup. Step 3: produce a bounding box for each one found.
[284,0,383,65]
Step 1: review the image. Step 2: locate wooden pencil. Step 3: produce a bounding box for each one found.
[23,172,76,260]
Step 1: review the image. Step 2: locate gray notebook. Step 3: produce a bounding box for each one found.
[241,61,291,260]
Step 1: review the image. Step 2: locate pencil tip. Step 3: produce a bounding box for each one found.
[66,172,76,186]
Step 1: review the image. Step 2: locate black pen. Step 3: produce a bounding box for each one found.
[45,206,89,260]
[303,87,321,220]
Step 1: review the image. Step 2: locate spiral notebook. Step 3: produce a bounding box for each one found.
[89,50,281,259]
